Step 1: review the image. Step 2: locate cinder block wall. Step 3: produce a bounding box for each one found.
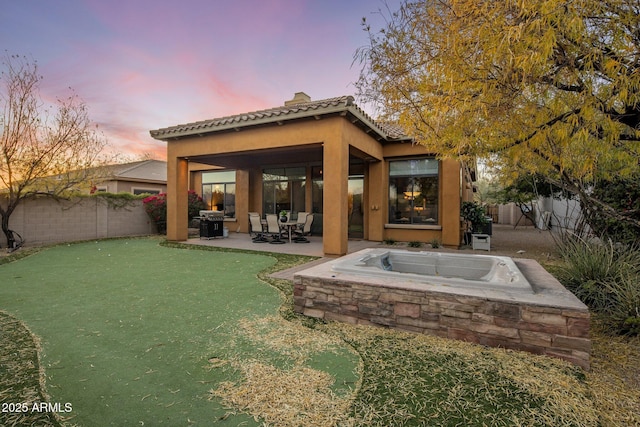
[6,197,155,246]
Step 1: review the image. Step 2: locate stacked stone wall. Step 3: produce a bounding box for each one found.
[294,276,591,369]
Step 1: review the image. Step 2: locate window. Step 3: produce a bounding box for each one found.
[132,188,161,195]
[263,167,306,214]
[202,170,236,218]
[388,158,438,225]
[311,166,323,214]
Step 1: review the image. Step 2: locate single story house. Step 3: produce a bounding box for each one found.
[92,160,167,195]
[150,92,474,256]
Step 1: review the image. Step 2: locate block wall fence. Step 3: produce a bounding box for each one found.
[4,197,156,247]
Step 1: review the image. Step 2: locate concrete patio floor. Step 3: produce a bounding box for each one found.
[183,224,558,281]
[184,233,375,258]
[184,224,557,260]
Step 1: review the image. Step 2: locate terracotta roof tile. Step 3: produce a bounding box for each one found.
[150,95,410,142]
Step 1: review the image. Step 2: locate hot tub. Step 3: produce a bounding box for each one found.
[331,249,533,293]
[293,248,592,369]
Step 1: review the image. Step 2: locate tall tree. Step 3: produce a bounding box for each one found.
[356,0,640,232]
[0,54,109,248]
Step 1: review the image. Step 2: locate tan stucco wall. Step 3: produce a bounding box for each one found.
[166,115,466,254]
[167,119,330,158]
[378,145,462,248]
[167,117,373,255]
[97,180,166,194]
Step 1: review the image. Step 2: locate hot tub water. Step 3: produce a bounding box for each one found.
[331,250,533,293]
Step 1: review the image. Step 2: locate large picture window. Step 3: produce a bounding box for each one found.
[202,170,236,218]
[389,158,439,225]
[263,167,306,214]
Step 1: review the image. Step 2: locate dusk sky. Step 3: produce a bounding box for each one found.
[2,0,400,160]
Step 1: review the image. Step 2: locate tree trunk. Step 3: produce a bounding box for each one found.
[0,200,17,249]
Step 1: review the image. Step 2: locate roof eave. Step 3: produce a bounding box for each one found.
[150,104,401,142]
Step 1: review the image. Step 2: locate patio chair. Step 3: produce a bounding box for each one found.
[265,214,285,244]
[293,213,314,243]
[249,213,268,243]
[296,212,309,228]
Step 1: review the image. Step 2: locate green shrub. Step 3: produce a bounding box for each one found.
[461,201,488,233]
[408,241,422,248]
[429,239,440,248]
[382,238,396,245]
[602,275,640,336]
[583,176,640,246]
[555,235,640,335]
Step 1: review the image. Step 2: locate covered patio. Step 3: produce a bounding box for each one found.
[150,92,469,257]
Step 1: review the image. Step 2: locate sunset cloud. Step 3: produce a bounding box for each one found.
[1,0,399,160]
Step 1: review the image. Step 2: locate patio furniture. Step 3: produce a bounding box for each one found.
[296,212,309,227]
[265,214,285,244]
[293,213,314,243]
[249,213,268,243]
[279,221,299,243]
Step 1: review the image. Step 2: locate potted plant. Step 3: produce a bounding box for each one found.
[461,201,488,244]
[279,210,288,223]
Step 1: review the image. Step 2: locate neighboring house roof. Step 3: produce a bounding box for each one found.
[149,93,411,143]
[102,160,167,184]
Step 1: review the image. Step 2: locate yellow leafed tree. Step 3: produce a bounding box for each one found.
[356,0,640,229]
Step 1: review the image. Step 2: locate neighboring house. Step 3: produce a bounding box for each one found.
[150,92,474,256]
[92,160,167,195]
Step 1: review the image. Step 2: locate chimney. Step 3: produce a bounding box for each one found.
[284,92,311,106]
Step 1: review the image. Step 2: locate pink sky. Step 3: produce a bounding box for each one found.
[1,0,399,160]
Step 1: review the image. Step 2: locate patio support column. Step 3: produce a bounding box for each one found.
[322,137,349,256]
[167,156,189,241]
[366,161,385,242]
[440,158,462,248]
[236,169,250,233]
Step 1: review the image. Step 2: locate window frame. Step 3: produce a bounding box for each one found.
[202,170,236,218]
[387,158,439,226]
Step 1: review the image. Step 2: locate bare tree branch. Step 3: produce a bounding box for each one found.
[0,54,111,247]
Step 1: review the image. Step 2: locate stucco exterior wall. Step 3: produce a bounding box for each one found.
[167,115,466,255]
[96,180,166,195]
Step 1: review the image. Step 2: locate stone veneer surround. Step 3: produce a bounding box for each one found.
[293,252,591,369]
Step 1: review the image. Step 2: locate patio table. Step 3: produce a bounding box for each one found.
[279,222,299,243]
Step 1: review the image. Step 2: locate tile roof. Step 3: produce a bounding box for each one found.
[100,160,167,182]
[149,95,410,142]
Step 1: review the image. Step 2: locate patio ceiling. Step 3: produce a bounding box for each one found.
[185,144,324,169]
[185,143,380,169]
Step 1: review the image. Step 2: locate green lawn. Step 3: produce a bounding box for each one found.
[2,238,639,426]
[0,239,357,426]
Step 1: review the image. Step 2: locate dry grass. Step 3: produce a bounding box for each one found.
[0,311,60,427]
[209,314,640,426]
[208,315,602,426]
[234,316,348,362]
[326,323,599,427]
[209,315,360,427]
[212,361,355,427]
[587,326,640,426]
